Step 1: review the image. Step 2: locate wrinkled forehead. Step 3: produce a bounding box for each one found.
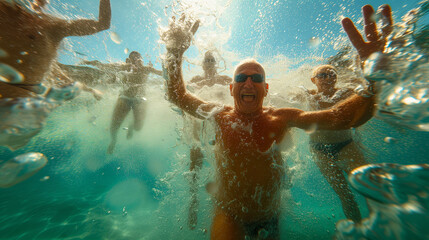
[234,62,265,77]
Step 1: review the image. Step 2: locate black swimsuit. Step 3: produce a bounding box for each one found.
[243,217,280,239]
[310,139,353,158]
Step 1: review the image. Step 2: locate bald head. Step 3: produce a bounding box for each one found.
[233,59,266,82]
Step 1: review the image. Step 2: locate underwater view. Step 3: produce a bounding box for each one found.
[0,0,428,239]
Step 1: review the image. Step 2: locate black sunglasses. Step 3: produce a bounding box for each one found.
[315,72,337,79]
[234,73,264,83]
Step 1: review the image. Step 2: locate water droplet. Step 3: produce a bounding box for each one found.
[110,32,122,44]
[124,48,129,54]
[309,37,321,48]
[40,176,50,181]
[17,59,23,64]
[384,137,396,144]
[0,152,48,188]
[20,51,29,55]
[0,63,24,83]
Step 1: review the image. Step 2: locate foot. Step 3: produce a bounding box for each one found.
[126,127,134,140]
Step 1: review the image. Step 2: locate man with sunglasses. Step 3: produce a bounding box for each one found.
[306,64,367,223]
[161,4,391,239]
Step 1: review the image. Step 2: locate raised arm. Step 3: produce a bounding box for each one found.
[81,60,127,72]
[162,15,218,119]
[287,4,393,131]
[147,67,163,76]
[56,0,111,37]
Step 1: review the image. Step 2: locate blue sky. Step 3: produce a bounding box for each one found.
[53,0,423,73]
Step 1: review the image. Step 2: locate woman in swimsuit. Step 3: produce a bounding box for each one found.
[307,64,367,222]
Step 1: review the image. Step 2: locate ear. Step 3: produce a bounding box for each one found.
[265,83,269,96]
[230,84,233,96]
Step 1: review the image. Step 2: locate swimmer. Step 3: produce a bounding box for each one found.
[186,51,232,229]
[82,51,162,154]
[161,4,392,239]
[0,0,111,98]
[307,65,367,222]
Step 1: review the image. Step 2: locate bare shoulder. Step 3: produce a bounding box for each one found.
[190,75,204,83]
[308,89,317,95]
[216,75,232,85]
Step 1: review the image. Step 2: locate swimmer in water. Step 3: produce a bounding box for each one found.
[306,65,367,222]
[186,51,232,229]
[82,51,163,154]
[161,4,392,239]
[0,0,111,99]
[0,0,111,150]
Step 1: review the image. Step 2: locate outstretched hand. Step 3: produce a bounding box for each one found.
[342,4,393,61]
[161,14,200,56]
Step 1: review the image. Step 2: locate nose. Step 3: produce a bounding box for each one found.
[243,76,253,87]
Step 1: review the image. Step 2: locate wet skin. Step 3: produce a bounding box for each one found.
[0,0,111,98]
[163,4,392,239]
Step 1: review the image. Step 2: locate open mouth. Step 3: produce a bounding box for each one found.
[241,93,256,102]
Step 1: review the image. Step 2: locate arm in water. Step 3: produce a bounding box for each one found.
[284,4,393,131]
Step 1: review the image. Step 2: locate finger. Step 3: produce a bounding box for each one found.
[179,14,186,23]
[363,5,379,42]
[342,18,366,50]
[379,4,393,37]
[191,20,200,35]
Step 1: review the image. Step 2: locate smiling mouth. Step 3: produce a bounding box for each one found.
[241,94,256,102]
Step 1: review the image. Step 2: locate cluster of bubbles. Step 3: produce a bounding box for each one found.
[363,0,429,131]
[335,163,429,240]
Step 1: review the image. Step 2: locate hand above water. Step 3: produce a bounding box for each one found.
[161,14,200,57]
[342,4,393,61]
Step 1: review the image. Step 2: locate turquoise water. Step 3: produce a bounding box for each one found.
[1,0,429,239]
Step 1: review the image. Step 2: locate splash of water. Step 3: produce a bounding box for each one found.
[363,0,429,131]
[0,152,48,188]
[0,97,59,149]
[335,163,429,240]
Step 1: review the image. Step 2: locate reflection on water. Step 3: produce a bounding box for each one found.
[336,163,429,240]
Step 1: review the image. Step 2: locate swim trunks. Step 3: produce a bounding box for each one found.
[310,139,353,158]
[119,94,145,107]
[243,217,279,239]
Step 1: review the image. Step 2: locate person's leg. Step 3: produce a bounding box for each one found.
[128,99,147,139]
[211,209,245,240]
[107,97,131,154]
[188,146,203,229]
[312,149,362,222]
